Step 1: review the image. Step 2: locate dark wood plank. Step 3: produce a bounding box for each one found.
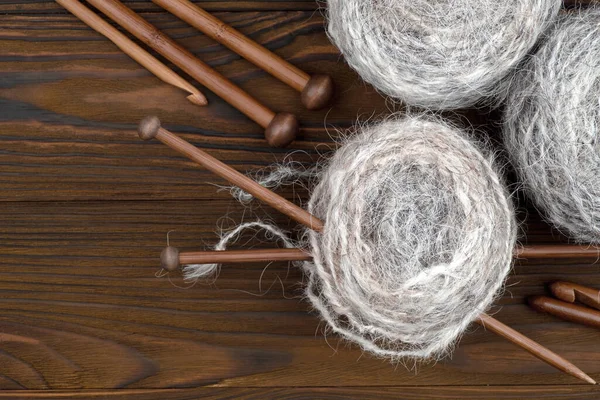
[3,386,600,400]
[0,11,391,201]
[4,1,600,395]
[1,200,600,389]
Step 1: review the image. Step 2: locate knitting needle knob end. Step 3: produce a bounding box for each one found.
[161,246,180,271]
[138,116,161,141]
[265,112,299,148]
[301,74,334,110]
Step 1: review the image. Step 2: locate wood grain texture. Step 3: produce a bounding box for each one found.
[3,1,600,396]
[0,10,389,201]
[3,386,600,399]
[2,201,600,390]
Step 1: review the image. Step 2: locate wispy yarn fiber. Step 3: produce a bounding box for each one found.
[182,116,517,360]
[326,0,560,109]
[503,8,600,243]
[304,116,517,360]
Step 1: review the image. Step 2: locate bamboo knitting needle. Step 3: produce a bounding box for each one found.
[162,246,600,270]
[515,245,600,259]
[139,116,594,383]
[529,295,600,331]
[138,116,322,231]
[160,247,311,271]
[56,0,207,106]
[476,313,595,384]
[151,0,334,110]
[90,0,299,147]
[158,247,595,384]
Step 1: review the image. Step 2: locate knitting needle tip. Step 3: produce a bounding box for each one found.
[477,313,595,384]
[526,296,597,385]
[186,92,208,106]
[583,373,597,385]
[572,368,597,385]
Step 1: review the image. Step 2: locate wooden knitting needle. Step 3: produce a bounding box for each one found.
[160,247,311,271]
[529,295,600,332]
[163,247,600,269]
[56,0,206,106]
[476,313,595,384]
[550,281,600,310]
[151,0,334,110]
[158,247,595,384]
[138,116,323,231]
[516,245,600,259]
[89,0,299,147]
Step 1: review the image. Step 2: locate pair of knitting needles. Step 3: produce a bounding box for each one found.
[58,0,333,147]
[57,0,207,106]
[530,282,600,329]
[138,116,597,384]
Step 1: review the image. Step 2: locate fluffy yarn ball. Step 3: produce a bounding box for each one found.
[326,0,560,109]
[304,116,516,360]
[503,9,600,243]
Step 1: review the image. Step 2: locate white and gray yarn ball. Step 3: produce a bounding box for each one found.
[503,8,600,243]
[304,116,517,360]
[326,0,561,109]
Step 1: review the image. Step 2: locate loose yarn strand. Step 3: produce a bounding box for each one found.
[224,161,321,204]
[182,221,300,282]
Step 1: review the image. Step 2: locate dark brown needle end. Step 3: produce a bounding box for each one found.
[301,74,334,110]
[161,246,180,271]
[265,112,299,148]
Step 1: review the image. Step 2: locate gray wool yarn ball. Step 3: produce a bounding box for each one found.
[326,0,561,109]
[304,116,517,360]
[503,8,600,243]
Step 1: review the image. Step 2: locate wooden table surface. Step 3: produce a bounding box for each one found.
[2,1,600,399]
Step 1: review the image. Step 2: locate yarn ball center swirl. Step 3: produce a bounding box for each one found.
[305,117,516,360]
